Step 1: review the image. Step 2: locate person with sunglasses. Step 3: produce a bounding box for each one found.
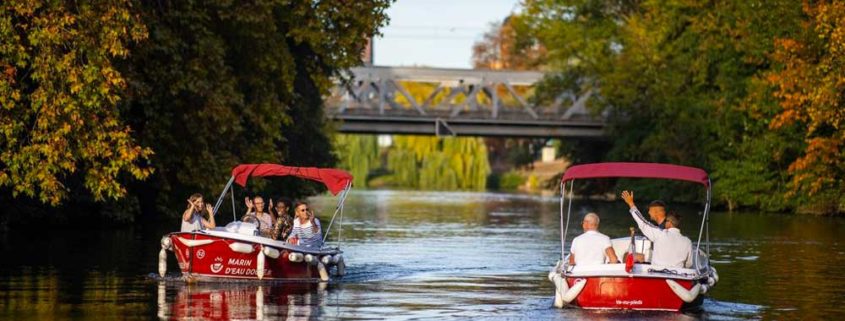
[286,201,323,248]
[243,196,274,237]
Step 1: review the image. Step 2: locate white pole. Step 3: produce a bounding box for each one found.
[559,182,566,261]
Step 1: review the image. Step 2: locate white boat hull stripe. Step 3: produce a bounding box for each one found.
[176,237,214,247]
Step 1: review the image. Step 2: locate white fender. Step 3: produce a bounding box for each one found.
[321,255,332,265]
[711,268,720,283]
[562,278,586,304]
[551,274,567,308]
[707,276,716,287]
[263,247,280,259]
[700,284,709,294]
[551,274,585,308]
[176,237,214,247]
[161,236,172,250]
[317,262,330,281]
[288,252,304,262]
[336,255,346,276]
[666,279,701,303]
[304,254,316,265]
[158,248,167,278]
[229,242,255,254]
[548,260,563,282]
[257,246,266,280]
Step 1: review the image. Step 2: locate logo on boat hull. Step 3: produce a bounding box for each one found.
[210,257,224,273]
[197,249,206,259]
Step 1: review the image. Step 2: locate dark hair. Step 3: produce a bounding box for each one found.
[665,211,681,227]
[276,197,292,209]
[648,200,667,209]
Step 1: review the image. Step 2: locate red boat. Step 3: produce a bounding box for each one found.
[548,163,719,311]
[158,164,353,282]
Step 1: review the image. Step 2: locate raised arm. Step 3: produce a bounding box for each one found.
[243,197,255,218]
[621,190,661,241]
[183,200,195,222]
[201,203,216,229]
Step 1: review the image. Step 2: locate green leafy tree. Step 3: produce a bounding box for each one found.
[0,1,152,205]
[120,0,391,213]
[334,134,379,188]
[521,0,818,211]
[386,136,490,191]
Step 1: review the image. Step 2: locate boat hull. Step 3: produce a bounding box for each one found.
[167,232,336,281]
[565,276,702,311]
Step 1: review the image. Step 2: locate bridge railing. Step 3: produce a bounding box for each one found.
[327,66,595,121]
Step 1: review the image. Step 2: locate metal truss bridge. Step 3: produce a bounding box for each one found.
[326,66,605,138]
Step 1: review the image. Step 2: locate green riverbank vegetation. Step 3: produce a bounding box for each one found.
[472,1,845,214]
[0,0,392,225]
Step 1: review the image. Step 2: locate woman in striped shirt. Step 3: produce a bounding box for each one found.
[287,201,323,248]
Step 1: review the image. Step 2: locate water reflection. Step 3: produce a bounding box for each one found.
[157,281,331,320]
[1,190,844,320]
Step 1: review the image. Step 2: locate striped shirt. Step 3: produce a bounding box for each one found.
[288,218,323,248]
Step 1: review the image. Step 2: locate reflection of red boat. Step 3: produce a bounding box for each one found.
[548,163,719,311]
[158,281,327,320]
[158,164,353,281]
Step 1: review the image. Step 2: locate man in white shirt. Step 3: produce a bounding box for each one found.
[568,213,620,265]
[621,190,692,267]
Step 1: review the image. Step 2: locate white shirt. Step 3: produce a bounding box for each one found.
[570,230,613,265]
[629,207,692,267]
[180,211,203,232]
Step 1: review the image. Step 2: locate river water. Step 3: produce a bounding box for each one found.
[1,190,844,320]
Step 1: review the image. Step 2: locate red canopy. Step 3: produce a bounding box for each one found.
[561,162,709,186]
[231,164,353,195]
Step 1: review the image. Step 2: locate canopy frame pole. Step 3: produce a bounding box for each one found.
[212,176,235,217]
[559,181,566,261]
[338,181,351,248]
[230,184,236,222]
[694,180,712,273]
[323,181,352,247]
[561,180,574,269]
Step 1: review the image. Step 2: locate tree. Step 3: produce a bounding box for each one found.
[472,14,546,71]
[0,0,152,205]
[334,134,379,188]
[119,0,392,213]
[386,136,490,191]
[767,1,845,212]
[521,0,815,211]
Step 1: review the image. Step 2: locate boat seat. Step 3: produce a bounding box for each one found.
[611,236,652,263]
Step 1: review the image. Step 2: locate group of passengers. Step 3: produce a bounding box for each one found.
[568,190,693,268]
[179,193,323,248]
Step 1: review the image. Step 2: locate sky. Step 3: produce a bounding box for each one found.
[373,0,522,69]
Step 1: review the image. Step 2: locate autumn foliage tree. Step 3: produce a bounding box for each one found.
[0,1,152,205]
[517,0,845,213]
[1,0,393,223]
[767,1,845,212]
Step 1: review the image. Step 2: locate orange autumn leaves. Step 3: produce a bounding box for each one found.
[0,1,152,205]
[769,1,845,197]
